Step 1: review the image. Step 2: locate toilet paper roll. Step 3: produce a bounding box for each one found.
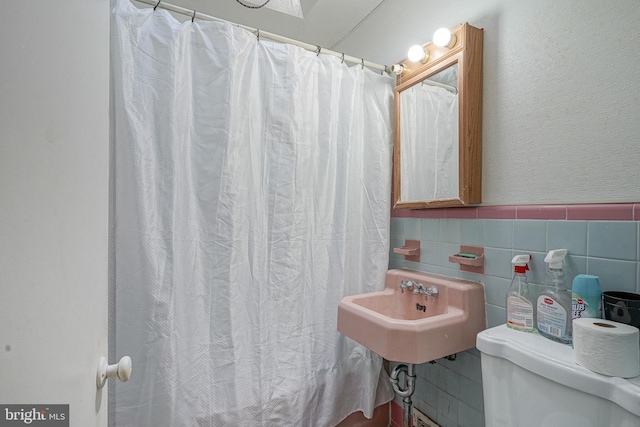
[573,318,640,378]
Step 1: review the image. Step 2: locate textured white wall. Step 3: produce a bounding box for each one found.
[336,0,640,205]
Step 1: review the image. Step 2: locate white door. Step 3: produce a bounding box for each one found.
[0,1,110,426]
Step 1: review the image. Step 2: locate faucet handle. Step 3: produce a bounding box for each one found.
[399,280,416,293]
[413,282,426,295]
[426,285,439,297]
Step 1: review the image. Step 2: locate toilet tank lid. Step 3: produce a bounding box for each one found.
[477,324,640,418]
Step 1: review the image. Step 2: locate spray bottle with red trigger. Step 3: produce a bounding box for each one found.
[506,254,535,332]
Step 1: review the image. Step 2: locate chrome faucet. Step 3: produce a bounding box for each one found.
[399,280,416,293]
[413,283,439,298]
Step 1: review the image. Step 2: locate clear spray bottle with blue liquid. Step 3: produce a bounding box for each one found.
[536,249,572,344]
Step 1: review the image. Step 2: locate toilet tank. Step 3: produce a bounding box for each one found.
[477,325,640,427]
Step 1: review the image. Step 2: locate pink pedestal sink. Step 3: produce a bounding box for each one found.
[337,269,486,364]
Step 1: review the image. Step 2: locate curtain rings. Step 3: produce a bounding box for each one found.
[361,58,365,69]
[256,29,260,42]
[316,46,321,56]
[341,53,345,64]
[153,0,161,10]
[191,9,196,22]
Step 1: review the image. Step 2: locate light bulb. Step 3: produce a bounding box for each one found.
[433,28,456,48]
[407,45,427,63]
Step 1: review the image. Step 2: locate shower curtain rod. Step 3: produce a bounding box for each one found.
[136,0,390,74]
[421,79,458,94]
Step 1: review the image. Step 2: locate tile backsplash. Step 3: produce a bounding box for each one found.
[388,215,640,427]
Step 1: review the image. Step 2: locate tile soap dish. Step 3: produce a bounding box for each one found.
[449,245,484,274]
[393,239,420,262]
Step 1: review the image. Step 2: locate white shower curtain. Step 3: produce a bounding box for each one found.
[111,1,394,426]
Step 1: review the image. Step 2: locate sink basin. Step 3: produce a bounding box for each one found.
[337,269,486,364]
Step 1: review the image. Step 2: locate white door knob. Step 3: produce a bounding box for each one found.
[96,356,132,389]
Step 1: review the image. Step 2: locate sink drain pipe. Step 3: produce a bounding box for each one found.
[389,363,415,427]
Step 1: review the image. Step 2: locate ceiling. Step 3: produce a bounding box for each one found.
[134,0,389,58]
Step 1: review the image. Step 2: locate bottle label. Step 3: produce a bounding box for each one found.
[572,293,601,319]
[507,296,534,331]
[537,295,567,337]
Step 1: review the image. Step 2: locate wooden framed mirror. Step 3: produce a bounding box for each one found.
[393,23,483,209]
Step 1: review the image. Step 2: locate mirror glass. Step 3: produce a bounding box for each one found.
[400,65,459,201]
[393,23,483,209]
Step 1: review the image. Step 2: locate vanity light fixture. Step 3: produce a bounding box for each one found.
[433,28,457,48]
[407,45,429,63]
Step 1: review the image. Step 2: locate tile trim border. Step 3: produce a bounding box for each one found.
[391,203,640,221]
